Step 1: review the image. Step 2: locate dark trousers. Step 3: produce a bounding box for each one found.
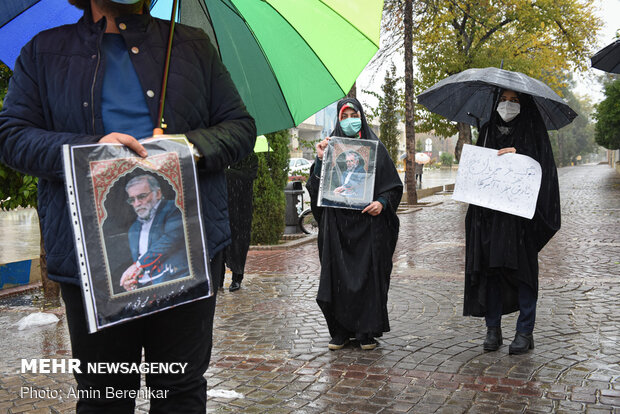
[61,252,224,413]
[485,275,537,334]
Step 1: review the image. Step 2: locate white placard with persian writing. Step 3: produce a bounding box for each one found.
[452,144,542,219]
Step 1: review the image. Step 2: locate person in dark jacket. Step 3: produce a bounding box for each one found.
[463,89,560,355]
[307,98,403,351]
[219,152,258,292]
[0,0,256,412]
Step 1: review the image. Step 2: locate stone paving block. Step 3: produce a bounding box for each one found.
[599,396,620,406]
[586,408,615,414]
[466,403,506,413]
[436,406,469,414]
[572,393,598,404]
[9,403,36,413]
[264,407,294,414]
[389,402,416,412]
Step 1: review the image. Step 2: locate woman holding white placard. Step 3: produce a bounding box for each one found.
[463,89,561,355]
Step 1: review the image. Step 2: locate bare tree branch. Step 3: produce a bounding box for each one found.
[474,19,514,50]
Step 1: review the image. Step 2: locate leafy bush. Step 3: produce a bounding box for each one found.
[251,130,289,244]
[0,63,39,211]
[0,166,38,210]
[440,152,454,167]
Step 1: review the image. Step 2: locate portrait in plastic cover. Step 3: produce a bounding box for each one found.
[318,137,377,210]
[63,136,211,332]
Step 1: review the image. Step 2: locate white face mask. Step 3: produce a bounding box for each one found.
[497,101,520,122]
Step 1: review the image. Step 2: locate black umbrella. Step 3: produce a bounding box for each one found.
[417,67,577,130]
[591,39,620,74]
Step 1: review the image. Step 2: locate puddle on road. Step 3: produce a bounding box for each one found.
[0,208,41,263]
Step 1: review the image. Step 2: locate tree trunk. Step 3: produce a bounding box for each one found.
[454,122,472,162]
[404,0,417,205]
[38,221,59,307]
[346,82,356,99]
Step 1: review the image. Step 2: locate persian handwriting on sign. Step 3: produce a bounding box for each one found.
[452,144,542,219]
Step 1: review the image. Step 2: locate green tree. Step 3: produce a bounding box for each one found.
[379,64,402,163]
[415,138,423,152]
[364,64,403,163]
[593,79,620,151]
[251,130,289,244]
[549,84,598,166]
[381,0,602,161]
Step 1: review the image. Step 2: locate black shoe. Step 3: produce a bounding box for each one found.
[360,337,378,350]
[229,281,241,292]
[509,332,534,355]
[483,327,503,351]
[328,336,349,350]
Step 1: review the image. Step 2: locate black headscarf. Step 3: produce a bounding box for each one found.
[331,98,375,140]
[328,97,403,206]
[476,91,561,251]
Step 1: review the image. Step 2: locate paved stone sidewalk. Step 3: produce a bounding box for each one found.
[0,164,618,413]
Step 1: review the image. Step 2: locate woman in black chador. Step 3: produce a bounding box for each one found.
[306,98,403,350]
[464,89,561,355]
[219,152,259,292]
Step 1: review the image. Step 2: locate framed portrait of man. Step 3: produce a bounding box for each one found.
[63,136,212,333]
[318,137,378,210]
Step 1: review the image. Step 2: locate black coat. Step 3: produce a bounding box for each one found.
[224,153,258,274]
[307,98,403,338]
[463,93,561,317]
[0,8,256,285]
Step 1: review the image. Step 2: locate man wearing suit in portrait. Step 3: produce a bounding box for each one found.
[119,174,189,291]
[334,151,366,197]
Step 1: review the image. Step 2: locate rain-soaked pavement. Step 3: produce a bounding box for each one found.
[0,164,618,413]
[399,166,458,190]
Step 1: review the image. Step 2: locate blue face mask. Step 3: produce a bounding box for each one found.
[340,117,362,137]
[109,0,142,3]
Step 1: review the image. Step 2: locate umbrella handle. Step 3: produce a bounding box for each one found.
[467,112,481,131]
[153,0,179,136]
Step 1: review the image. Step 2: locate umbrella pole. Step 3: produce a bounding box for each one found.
[153,0,179,136]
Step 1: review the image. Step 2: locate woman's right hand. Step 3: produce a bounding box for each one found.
[316,137,331,160]
[497,147,516,156]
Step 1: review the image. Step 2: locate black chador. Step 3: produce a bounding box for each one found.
[220,152,258,292]
[463,92,561,353]
[307,98,403,347]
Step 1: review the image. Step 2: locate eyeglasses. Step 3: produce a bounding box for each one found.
[127,192,152,204]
